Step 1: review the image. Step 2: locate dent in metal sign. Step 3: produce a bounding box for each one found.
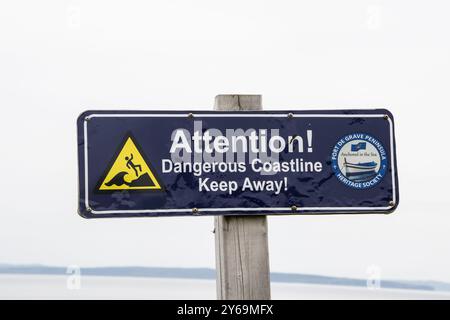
[77,110,399,218]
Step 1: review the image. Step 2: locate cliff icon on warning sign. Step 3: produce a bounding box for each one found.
[97,134,162,192]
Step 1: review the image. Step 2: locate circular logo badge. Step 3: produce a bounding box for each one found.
[331,133,388,189]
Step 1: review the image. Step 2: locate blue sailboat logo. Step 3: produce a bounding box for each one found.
[343,158,378,182]
[331,133,387,189]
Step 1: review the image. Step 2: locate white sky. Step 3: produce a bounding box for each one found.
[0,1,449,283]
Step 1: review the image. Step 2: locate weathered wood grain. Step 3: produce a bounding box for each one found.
[214,94,271,300]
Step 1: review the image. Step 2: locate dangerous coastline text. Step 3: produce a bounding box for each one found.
[160,121,324,195]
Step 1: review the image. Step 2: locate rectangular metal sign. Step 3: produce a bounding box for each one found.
[77,110,399,218]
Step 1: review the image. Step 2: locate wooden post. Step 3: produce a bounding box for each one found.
[214,94,271,300]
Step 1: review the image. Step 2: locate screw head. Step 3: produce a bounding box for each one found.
[86,206,92,212]
[192,207,199,214]
[84,116,90,122]
[287,112,294,119]
[291,205,297,212]
[383,114,389,120]
[188,112,194,118]
[389,201,395,207]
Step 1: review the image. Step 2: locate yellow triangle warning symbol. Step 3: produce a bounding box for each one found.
[97,135,162,191]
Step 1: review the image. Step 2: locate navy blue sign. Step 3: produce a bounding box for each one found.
[77,110,399,218]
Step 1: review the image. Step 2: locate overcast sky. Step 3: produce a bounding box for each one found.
[1,1,449,283]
